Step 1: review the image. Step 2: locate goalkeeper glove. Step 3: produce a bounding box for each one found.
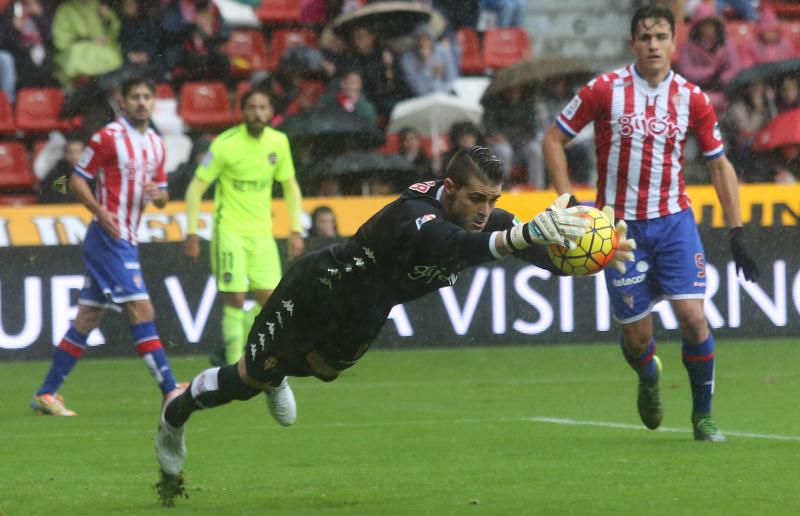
[600,206,637,274]
[729,227,759,282]
[526,193,590,250]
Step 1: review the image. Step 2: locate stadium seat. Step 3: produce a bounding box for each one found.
[726,21,755,53]
[222,29,270,78]
[456,28,485,75]
[155,83,176,99]
[283,80,326,116]
[0,92,14,135]
[179,82,236,130]
[268,29,318,71]
[0,142,37,192]
[482,28,533,70]
[765,1,800,18]
[255,0,302,25]
[14,88,72,133]
[0,194,38,205]
[378,133,401,154]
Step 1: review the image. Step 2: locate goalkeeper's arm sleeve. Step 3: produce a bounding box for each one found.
[185,176,210,235]
[282,177,304,233]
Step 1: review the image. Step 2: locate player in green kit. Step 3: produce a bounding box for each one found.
[184,89,305,365]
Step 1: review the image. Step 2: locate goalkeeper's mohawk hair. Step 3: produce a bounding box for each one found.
[445,146,504,187]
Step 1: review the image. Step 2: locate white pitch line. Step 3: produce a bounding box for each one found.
[520,416,800,442]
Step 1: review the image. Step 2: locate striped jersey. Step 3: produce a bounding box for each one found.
[556,65,724,221]
[75,117,167,244]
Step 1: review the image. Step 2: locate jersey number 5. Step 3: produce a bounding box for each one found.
[408,181,436,193]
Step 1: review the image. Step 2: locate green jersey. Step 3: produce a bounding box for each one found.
[195,124,296,237]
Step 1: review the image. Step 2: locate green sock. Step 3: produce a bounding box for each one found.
[222,305,245,365]
[242,303,263,340]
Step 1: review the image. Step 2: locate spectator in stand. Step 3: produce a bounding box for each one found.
[52,0,123,88]
[739,8,797,69]
[676,2,741,113]
[316,69,378,128]
[431,0,480,31]
[483,85,542,188]
[168,137,215,200]
[716,0,758,21]
[118,0,163,77]
[766,145,799,184]
[38,136,85,204]
[400,23,458,97]
[162,0,230,83]
[477,0,525,30]
[336,26,409,118]
[0,51,15,102]
[0,0,55,101]
[397,127,433,177]
[308,205,339,238]
[722,80,774,181]
[439,121,484,176]
[777,76,800,113]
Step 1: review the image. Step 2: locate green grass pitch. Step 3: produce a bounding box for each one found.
[2,339,799,515]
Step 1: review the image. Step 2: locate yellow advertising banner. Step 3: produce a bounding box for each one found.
[0,184,798,246]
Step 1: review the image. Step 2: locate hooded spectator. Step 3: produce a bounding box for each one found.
[740,8,796,68]
[400,24,458,96]
[677,2,741,113]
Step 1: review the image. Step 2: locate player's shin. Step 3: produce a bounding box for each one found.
[682,334,715,415]
[621,337,658,380]
[36,326,87,395]
[165,365,260,428]
[222,305,245,364]
[132,322,177,395]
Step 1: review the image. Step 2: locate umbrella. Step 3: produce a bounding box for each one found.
[320,1,445,51]
[323,151,415,176]
[278,46,327,79]
[726,59,800,97]
[481,56,593,102]
[278,108,384,148]
[753,107,800,151]
[387,92,484,137]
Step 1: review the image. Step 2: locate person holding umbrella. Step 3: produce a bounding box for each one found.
[400,23,458,96]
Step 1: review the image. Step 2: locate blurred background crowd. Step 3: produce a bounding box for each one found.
[0,0,799,206]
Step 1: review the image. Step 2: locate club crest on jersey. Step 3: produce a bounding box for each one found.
[415,213,437,230]
[268,152,277,164]
[618,112,682,139]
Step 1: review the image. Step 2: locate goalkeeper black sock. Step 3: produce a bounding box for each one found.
[164,365,260,427]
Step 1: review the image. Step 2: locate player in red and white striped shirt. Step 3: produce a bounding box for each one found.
[32,76,181,416]
[543,5,759,441]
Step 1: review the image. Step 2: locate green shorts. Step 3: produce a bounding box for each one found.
[211,233,282,293]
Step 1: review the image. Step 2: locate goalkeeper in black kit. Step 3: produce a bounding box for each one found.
[154,146,636,505]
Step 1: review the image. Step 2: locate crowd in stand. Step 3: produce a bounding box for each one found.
[1,0,799,207]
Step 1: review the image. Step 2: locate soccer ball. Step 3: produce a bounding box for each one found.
[547,207,618,276]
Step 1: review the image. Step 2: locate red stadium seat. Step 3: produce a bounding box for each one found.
[222,29,270,78]
[283,80,326,116]
[378,133,401,154]
[0,194,38,205]
[255,0,302,25]
[482,28,533,70]
[155,83,176,99]
[456,28,485,75]
[0,142,37,192]
[15,88,72,133]
[0,92,14,135]
[268,29,318,71]
[764,1,800,18]
[726,21,756,53]
[179,82,236,130]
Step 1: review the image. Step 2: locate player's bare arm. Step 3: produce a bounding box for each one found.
[69,173,120,239]
[542,124,574,195]
[143,182,168,209]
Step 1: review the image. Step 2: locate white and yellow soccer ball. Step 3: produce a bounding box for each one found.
[547,206,618,276]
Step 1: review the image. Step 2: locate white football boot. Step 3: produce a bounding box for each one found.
[156,388,187,476]
[265,377,296,426]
